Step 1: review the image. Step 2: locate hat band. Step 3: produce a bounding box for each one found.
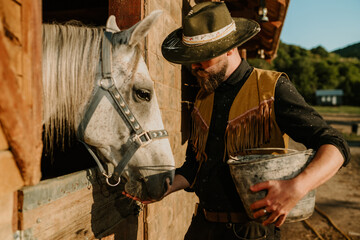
[182,21,236,45]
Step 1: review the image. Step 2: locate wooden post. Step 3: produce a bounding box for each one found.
[109,0,144,29]
[0,0,42,186]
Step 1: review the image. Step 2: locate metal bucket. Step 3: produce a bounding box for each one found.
[227,148,316,223]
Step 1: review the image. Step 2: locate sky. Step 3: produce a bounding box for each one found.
[280,0,360,52]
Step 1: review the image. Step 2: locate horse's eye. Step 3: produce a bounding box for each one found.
[135,89,151,101]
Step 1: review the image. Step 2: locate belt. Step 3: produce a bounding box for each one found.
[195,203,248,224]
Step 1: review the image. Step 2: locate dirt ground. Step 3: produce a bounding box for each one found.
[281,147,360,240]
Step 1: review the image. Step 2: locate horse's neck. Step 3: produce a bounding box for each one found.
[42,24,103,152]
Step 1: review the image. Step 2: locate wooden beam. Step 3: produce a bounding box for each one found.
[0,151,24,195]
[0,192,16,240]
[0,0,42,186]
[0,125,9,151]
[109,0,144,30]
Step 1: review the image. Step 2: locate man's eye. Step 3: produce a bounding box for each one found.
[135,89,151,101]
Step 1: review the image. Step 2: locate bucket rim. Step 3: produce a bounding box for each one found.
[227,148,314,165]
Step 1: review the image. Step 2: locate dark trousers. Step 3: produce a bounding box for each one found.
[184,210,281,240]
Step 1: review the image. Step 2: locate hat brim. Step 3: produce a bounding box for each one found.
[161,18,260,64]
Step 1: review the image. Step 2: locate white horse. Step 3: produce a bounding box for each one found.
[42,11,175,201]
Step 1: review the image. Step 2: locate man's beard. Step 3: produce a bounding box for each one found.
[192,63,228,95]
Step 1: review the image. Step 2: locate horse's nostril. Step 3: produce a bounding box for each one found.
[142,170,175,200]
[164,177,171,192]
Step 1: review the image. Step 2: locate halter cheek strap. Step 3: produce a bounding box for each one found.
[77,31,168,186]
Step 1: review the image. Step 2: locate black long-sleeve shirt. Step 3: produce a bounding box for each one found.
[176,59,351,212]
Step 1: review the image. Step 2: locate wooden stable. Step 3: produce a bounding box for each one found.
[1,0,195,239]
[16,169,140,239]
[0,0,288,239]
[1,0,43,239]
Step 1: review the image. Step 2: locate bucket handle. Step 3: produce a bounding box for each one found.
[244,147,299,153]
[229,148,310,160]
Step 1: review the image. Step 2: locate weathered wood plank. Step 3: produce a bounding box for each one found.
[0,151,24,196]
[0,0,22,77]
[0,192,15,240]
[0,0,42,186]
[1,0,22,43]
[18,168,141,240]
[19,169,96,211]
[109,0,143,29]
[0,125,9,151]
[20,0,43,185]
[0,33,35,186]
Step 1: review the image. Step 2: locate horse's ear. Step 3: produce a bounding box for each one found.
[106,15,121,33]
[128,10,162,46]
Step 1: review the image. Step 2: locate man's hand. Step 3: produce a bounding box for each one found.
[122,178,172,204]
[249,178,306,227]
[123,174,190,205]
[249,144,344,227]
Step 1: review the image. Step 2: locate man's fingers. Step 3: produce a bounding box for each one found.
[262,212,287,227]
[253,208,269,219]
[252,206,287,227]
[275,215,286,227]
[250,198,269,211]
[250,181,270,192]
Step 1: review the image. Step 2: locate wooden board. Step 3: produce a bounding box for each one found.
[0,151,24,197]
[17,168,141,240]
[0,192,16,240]
[0,0,43,187]
[109,0,143,30]
[0,126,9,151]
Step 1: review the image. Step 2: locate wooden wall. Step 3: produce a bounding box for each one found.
[0,0,197,239]
[16,169,140,240]
[0,0,43,187]
[110,0,199,239]
[144,1,198,239]
[0,0,42,239]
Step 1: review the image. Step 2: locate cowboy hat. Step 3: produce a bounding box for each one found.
[161,2,260,64]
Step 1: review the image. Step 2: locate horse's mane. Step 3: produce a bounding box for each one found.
[42,22,103,152]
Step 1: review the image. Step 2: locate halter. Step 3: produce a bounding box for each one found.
[77,31,169,186]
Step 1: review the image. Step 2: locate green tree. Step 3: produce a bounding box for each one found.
[313,61,339,89]
[249,41,359,105]
[288,57,318,103]
[311,46,329,58]
[338,62,360,105]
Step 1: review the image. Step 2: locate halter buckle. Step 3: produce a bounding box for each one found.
[100,77,114,90]
[133,131,152,147]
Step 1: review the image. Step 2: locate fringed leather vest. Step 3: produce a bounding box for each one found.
[191,68,289,163]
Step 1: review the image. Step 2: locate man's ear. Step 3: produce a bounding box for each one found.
[227,48,238,56]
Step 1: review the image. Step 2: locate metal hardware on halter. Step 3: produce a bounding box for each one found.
[76,30,170,186]
[106,175,121,187]
[100,77,114,90]
[79,139,121,186]
[133,132,152,147]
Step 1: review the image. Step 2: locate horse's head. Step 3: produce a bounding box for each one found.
[78,11,175,201]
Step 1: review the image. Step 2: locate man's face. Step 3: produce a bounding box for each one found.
[191,53,228,94]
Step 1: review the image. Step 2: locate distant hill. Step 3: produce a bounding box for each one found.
[333,42,360,59]
[249,41,360,106]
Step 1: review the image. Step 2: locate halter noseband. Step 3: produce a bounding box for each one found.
[77,31,169,186]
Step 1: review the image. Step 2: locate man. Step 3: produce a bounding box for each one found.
[161,2,350,239]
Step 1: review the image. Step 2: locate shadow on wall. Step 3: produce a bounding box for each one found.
[17,166,141,239]
[89,170,141,240]
[38,135,140,238]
